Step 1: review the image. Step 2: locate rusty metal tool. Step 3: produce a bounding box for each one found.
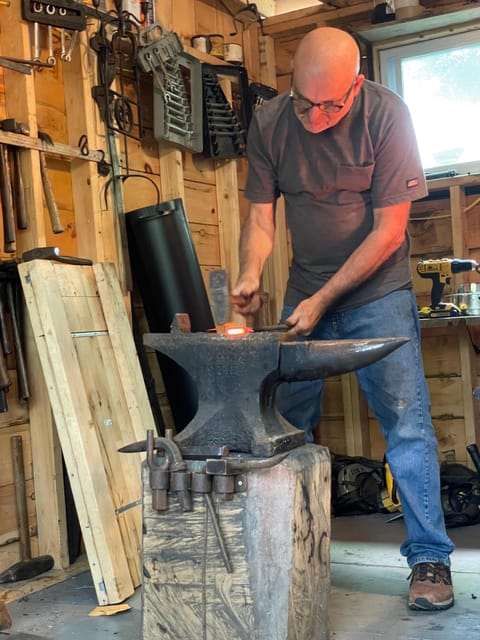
[0,137,16,253]
[0,434,55,584]
[6,280,29,401]
[22,246,93,265]
[0,554,54,584]
[0,118,29,229]
[38,130,64,233]
[119,438,230,460]
[11,435,32,562]
[0,286,11,412]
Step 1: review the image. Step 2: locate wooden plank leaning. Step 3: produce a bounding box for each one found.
[18,260,155,604]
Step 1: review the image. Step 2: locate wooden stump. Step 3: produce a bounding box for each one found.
[142,443,331,640]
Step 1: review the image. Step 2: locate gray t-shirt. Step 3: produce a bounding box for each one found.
[245,79,428,311]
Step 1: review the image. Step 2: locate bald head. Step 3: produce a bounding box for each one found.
[292,27,360,97]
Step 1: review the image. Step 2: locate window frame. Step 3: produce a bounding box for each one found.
[371,23,480,177]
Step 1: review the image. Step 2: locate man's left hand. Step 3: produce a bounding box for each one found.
[285,295,327,336]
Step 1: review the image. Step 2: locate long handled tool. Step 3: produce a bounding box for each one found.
[0,140,16,253]
[38,131,64,234]
[0,436,54,584]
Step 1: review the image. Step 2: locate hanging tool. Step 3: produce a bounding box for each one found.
[11,435,32,562]
[47,25,56,66]
[0,118,29,229]
[0,288,11,412]
[6,279,29,402]
[21,246,92,264]
[0,434,54,584]
[0,136,16,253]
[38,130,64,233]
[417,258,480,318]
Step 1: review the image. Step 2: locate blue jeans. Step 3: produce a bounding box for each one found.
[276,289,454,568]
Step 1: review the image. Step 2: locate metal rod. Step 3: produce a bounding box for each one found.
[204,494,233,574]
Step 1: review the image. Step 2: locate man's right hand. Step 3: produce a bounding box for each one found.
[231,276,264,316]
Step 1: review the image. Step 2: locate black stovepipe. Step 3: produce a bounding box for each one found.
[126,197,216,430]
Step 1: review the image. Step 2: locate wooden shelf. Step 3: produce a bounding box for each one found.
[356,4,480,42]
[0,130,103,163]
[420,315,480,329]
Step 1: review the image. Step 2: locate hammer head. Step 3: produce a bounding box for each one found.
[0,118,30,136]
[22,247,60,262]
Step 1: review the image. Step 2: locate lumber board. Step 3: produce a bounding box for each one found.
[142,444,330,640]
[18,260,155,604]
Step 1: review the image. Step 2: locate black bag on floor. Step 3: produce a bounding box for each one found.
[440,461,480,528]
[331,455,384,516]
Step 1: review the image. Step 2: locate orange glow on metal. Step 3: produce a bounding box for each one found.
[225,324,253,337]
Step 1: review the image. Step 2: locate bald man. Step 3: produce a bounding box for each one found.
[232,27,455,611]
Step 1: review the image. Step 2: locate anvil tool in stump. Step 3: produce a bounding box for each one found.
[144,331,407,456]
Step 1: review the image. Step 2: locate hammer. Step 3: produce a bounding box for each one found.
[21,246,92,265]
[0,118,28,230]
[38,130,64,234]
[0,126,16,253]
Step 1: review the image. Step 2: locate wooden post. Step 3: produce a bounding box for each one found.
[142,443,330,640]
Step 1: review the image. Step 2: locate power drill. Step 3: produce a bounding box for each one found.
[417,258,480,318]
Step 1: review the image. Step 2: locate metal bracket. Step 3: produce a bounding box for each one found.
[22,0,86,30]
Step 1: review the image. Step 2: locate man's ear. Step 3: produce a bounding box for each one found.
[354,74,365,94]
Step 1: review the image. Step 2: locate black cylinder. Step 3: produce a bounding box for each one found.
[126,198,215,429]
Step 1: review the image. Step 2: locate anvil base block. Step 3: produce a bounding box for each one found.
[141,444,331,640]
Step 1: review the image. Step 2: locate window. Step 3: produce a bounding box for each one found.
[377,30,480,177]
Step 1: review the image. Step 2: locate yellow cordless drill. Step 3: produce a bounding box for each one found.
[417,258,480,318]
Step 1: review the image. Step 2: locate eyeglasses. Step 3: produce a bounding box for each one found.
[289,78,358,115]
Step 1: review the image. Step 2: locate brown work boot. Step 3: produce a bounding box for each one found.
[408,562,454,610]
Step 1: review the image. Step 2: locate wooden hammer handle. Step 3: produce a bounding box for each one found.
[39,150,64,234]
[0,143,16,252]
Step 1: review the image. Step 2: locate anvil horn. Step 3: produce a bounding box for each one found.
[277,337,409,382]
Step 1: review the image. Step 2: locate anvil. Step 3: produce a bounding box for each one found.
[144,331,408,457]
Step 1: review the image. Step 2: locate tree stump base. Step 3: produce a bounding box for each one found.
[142,443,331,640]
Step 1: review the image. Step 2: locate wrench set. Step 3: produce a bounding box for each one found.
[22,0,83,67]
[137,22,253,157]
[21,0,86,31]
[202,63,250,159]
[137,23,203,153]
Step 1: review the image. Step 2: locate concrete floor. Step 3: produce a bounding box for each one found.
[3,513,480,640]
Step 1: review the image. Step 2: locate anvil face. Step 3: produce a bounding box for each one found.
[144,332,408,457]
